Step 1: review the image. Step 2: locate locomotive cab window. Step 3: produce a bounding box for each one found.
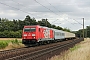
[24,28,36,32]
[30,28,36,32]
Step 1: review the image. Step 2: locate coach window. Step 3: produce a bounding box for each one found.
[61,33,62,36]
[62,33,63,36]
[62,33,64,36]
[60,33,61,36]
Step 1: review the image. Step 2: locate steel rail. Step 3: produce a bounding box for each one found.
[6,38,83,60]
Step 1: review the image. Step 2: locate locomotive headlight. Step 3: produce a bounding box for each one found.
[32,34,36,36]
[23,34,27,36]
[33,37,35,38]
[24,37,25,39]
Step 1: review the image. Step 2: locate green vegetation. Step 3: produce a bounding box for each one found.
[70,45,80,52]
[0,15,71,38]
[11,39,21,45]
[0,39,22,49]
[0,42,8,49]
[0,40,12,43]
[0,30,22,38]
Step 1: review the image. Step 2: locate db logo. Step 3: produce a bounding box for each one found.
[43,29,50,38]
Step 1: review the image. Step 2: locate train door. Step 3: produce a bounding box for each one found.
[38,28,41,39]
[50,30,54,39]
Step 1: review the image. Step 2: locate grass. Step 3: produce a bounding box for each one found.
[11,39,22,45]
[0,42,8,49]
[49,38,90,60]
[0,40,12,43]
[70,45,80,52]
[0,39,23,50]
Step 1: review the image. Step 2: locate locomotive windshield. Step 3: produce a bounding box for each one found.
[24,28,36,32]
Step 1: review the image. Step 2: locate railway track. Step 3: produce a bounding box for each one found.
[0,38,83,60]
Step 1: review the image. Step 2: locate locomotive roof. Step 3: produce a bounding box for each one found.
[24,25,49,28]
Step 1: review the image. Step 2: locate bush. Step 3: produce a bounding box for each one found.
[70,45,80,52]
[0,42,8,49]
[0,30,22,38]
[11,39,20,44]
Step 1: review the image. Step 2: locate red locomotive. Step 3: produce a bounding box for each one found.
[22,25,54,45]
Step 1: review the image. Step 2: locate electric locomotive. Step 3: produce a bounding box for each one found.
[22,25,54,45]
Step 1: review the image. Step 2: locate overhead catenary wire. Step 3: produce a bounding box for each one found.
[34,0,60,16]
[73,19,83,25]
[11,0,81,26]
[45,0,83,26]
[0,1,42,18]
[34,0,67,25]
[11,0,39,13]
[10,0,60,25]
[34,0,76,26]
[45,0,61,13]
[0,0,63,26]
[11,0,59,21]
[67,17,83,25]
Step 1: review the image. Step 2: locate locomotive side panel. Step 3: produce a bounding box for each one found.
[37,27,54,42]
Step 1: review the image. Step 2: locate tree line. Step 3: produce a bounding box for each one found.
[0,15,89,38]
[74,26,90,38]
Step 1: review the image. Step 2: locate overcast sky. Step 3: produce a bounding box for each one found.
[0,0,90,31]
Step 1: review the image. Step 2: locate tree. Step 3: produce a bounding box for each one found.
[0,18,1,23]
[18,20,25,30]
[24,15,32,25]
[32,17,37,25]
[54,26,63,30]
[63,28,71,32]
[37,19,51,27]
[51,25,56,28]
[86,26,90,37]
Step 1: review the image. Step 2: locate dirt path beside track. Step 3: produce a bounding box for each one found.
[0,38,22,40]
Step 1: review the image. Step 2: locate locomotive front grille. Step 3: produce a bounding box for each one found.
[22,39,37,44]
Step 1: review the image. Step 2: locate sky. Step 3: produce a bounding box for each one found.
[0,0,90,31]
